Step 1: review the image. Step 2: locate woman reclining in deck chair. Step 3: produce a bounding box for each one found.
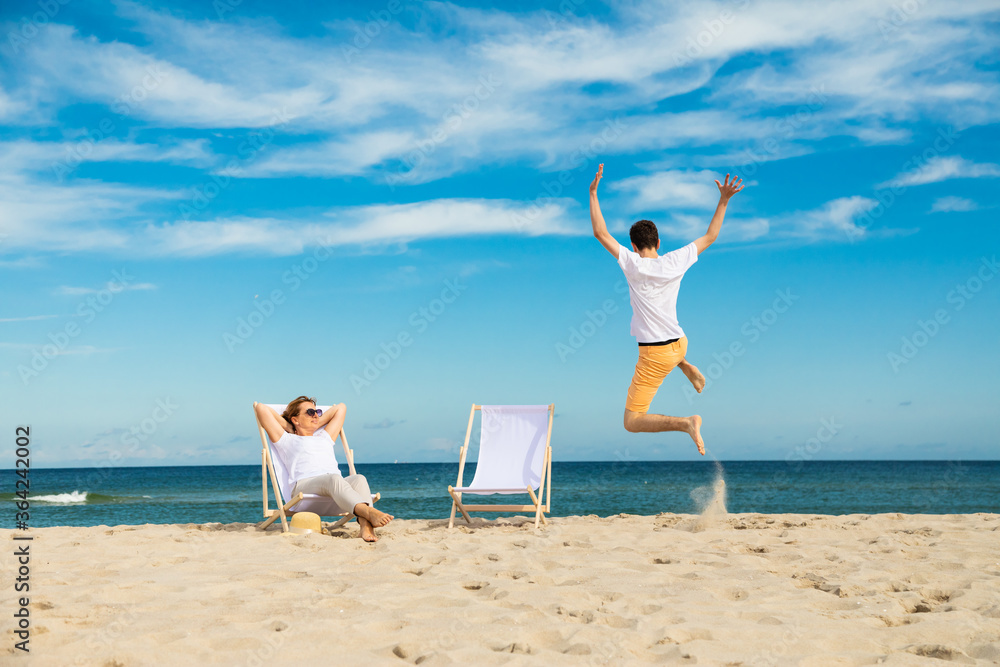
[255,396,393,542]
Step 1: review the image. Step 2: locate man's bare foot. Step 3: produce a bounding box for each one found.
[680,360,706,393]
[355,504,394,528]
[357,516,377,543]
[687,415,705,455]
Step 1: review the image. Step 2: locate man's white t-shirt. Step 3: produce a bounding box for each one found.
[617,241,699,343]
[271,428,341,486]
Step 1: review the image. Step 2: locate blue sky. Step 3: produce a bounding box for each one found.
[1,0,998,467]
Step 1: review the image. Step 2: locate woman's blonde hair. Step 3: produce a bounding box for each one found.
[282,396,316,433]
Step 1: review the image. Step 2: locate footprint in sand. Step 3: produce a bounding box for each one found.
[462,581,490,591]
[905,644,976,663]
[655,627,714,644]
[491,642,532,654]
[599,615,637,630]
[392,644,430,662]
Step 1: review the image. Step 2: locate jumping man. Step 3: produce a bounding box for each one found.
[589,163,745,455]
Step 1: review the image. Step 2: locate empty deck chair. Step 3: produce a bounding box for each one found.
[447,404,553,529]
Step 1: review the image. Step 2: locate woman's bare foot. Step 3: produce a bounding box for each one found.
[357,516,377,543]
[354,503,394,528]
[686,415,705,455]
[679,360,706,393]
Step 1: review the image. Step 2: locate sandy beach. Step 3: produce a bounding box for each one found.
[3,512,999,665]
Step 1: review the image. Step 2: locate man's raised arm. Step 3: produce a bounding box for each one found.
[590,163,620,258]
[694,173,745,255]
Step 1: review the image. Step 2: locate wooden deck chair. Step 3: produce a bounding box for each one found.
[448,404,553,529]
[254,403,380,533]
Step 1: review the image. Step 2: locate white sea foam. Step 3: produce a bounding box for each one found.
[32,490,88,504]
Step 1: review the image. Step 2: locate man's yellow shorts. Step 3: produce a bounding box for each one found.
[625,337,688,414]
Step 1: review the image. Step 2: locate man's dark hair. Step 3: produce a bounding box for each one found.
[629,219,659,251]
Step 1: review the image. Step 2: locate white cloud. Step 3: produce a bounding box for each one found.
[21,24,309,129]
[55,283,157,296]
[6,0,996,188]
[929,196,980,213]
[0,256,45,269]
[660,213,770,243]
[240,131,415,178]
[0,315,59,323]
[657,195,882,245]
[781,196,879,242]
[0,139,214,175]
[883,156,1000,188]
[0,342,111,356]
[142,198,582,257]
[364,418,405,429]
[1,1,995,260]
[0,84,29,122]
[0,174,180,254]
[66,427,168,465]
[612,169,723,211]
[143,218,305,257]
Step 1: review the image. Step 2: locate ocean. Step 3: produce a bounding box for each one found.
[6,460,998,528]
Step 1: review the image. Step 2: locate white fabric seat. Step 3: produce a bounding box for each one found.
[448,404,553,528]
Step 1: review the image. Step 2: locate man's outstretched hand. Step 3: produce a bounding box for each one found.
[590,163,604,194]
[715,173,745,202]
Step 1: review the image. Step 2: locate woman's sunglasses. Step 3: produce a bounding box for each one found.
[302,408,323,418]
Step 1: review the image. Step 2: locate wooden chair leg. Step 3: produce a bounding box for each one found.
[447,486,472,527]
[527,487,544,529]
[258,511,280,531]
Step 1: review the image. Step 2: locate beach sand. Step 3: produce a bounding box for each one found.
[3,513,999,665]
